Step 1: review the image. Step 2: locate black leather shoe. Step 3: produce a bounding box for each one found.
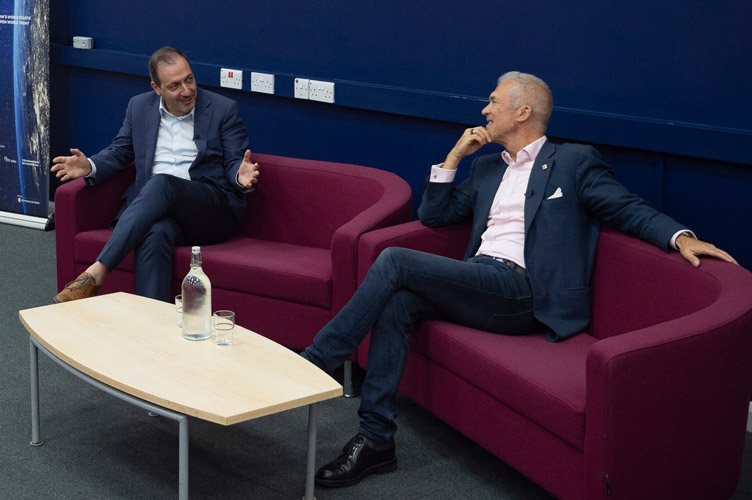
[315,434,397,487]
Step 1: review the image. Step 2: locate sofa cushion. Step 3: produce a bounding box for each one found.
[74,231,332,309]
[196,237,332,308]
[410,321,596,450]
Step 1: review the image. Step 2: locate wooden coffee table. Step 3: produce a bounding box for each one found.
[19,292,342,500]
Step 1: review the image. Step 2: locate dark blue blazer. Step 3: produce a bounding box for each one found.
[419,139,685,341]
[88,87,250,223]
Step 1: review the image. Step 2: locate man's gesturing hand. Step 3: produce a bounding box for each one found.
[51,149,92,182]
[237,149,260,189]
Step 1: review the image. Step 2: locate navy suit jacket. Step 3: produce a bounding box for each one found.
[419,139,685,341]
[88,87,250,223]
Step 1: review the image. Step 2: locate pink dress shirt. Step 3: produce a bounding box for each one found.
[430,136,547,269]
[429,135,690,267]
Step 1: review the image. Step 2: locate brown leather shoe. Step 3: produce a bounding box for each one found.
[53,272,100,303]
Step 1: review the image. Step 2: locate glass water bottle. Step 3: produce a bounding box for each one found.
[181,246,212,341]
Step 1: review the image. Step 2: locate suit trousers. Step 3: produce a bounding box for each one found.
[97,174,239,302]
[302,247,537,442]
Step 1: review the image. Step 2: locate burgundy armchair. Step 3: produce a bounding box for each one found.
[54,153,412,350]
[356,222,752,500]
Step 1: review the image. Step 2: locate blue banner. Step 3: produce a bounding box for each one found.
[0,0,49,220]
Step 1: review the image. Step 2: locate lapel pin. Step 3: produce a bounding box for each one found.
[542,164,548,170]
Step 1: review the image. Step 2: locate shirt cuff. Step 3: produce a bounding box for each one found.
[235,171,255,193]
[430,164,456,183]
[85,158,97,179]
[671,230,696,250]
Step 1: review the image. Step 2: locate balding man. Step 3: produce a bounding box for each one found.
[301,71,736,488]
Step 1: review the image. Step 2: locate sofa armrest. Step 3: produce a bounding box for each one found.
[330,179,413,314]
[54,169,134,289]
[356,220,472,283]
[583,260,752,499]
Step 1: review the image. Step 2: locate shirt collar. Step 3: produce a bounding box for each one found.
[502,135,548,167]
[159,97,196,121]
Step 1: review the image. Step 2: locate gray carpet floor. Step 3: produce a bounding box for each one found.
[1,222,750,499]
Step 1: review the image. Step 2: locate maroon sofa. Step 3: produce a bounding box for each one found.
[357,222,752,500]
[54,153,412,350]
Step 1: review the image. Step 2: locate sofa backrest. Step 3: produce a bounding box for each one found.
[236,153,395,249]
[588,226,723,340]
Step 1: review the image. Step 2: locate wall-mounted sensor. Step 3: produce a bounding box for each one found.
[72,36,94,49]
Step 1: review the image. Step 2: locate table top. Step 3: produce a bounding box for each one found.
[19,292,342,425]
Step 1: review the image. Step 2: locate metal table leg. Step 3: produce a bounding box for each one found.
[179,416,189,500]
[343,360,355,398]
[29,338,43,446]
[303,403,318,500]
[29,336,190,500]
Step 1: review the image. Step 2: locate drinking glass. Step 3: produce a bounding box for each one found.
[175,294,183,328]
[213,310,235,346]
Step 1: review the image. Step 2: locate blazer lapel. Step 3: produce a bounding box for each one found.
[142,96,161,177]
[465,156,506,256]
[477,157,506,219]
[524,140,555,234]
[190,89,211,170]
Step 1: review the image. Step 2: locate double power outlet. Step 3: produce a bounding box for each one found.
[221,69,275,94]
[295,78,335,103]
[220,68,334,103]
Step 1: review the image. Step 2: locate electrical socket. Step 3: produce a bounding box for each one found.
[220,68,243,90]
[251,72,275,94]
[294,78,310,99]
[309,80,335,103]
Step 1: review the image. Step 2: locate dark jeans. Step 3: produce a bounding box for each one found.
[97,174,239,301]
[302,247,537,442]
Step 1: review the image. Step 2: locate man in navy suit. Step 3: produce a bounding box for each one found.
[302,71,737,487]
[51,47,259,303]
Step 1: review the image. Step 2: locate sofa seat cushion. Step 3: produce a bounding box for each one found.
[74,229,136,269]
[74,231,333,309]
[410,320,597,450]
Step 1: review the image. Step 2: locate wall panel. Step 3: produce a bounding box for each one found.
[48,1,752,265]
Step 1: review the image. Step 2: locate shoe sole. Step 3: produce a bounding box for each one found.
[52,287,99,304]
[315,458,398,488]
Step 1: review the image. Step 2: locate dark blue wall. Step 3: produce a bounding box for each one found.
[49,1,752,265]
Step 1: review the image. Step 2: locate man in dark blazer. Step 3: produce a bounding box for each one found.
[302,71,737,488]
[51,47,259,302]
